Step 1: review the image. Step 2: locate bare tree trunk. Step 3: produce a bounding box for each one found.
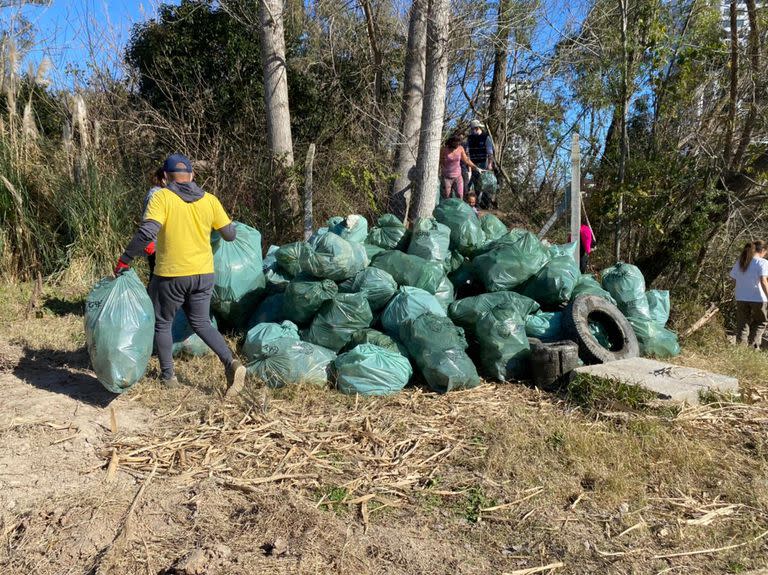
[391,0,427,220]
[488,0,513,158]
[722,0,738,166]
[260,0,298,219]
[732,0,760,170]
[411,0,451,220]
[360,0,384,116]
[614,0,629,261]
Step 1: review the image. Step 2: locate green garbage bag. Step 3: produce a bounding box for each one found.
[627,317,681,358]
[211,222,266,325]
[340,328,409,356]
[622,296,653,321]
[381,286,446,336]
[246,338,336,388]
[473,228,528,259]
[366,214,410,250]
[172,309,218,357]
[433,198,487,255]
[263,245,291,294]
[488,228,528,248]
[449,291,540,333]
[472,231,549,291]
[571,274,617,305]
[588,318,614,349]
[363,243,386,260]
[284,279,338,325]
[646,290,671,326]
[248,293,285,328]
[243,320,300,360]
[525,311,563,343]
[434,276,456,310]
[480,214,507,241]
[408,217,451,263]
[307,227,329,248]
[519,254,580,307]
[85,270,154,393]
[371,250,446,294]
[398,313,480,393]
[334,343,413,396]
[339,267,398,311]
[301,232,368,281]
[548,242,578,260]
[448,260,481,299]
[275,242,306,277]
[445,251,465,274]
[477,170,498,197]
[329,214,369,244]
[306,292,374,352]
[476,306,530,381]
[601,262,647,306]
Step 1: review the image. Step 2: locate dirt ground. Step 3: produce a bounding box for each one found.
[1,285,767,575]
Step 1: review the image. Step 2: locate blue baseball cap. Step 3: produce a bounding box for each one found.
[163,153,193,173]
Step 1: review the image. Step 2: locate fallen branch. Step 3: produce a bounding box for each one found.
[505,562,565,575]
[653,528,768,559]
[681,304,719,338]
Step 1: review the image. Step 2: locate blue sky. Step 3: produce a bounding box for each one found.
[3,1,177,87]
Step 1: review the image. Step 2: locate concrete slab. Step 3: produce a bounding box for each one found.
[574,358,739,405]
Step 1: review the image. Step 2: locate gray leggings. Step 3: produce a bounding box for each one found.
[149,274,233,379]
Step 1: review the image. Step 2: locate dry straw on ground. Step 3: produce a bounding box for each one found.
[107,384,555,520]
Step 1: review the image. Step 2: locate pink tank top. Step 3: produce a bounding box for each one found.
[441,146,463,178]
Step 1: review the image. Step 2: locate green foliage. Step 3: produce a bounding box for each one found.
[461,487,496,523]
[126,1,266,133]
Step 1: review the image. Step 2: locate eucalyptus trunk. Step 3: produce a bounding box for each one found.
[260,0,298,219]
[411,0,450,220]
[391,0,428,220]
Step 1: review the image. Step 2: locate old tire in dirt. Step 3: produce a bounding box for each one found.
[563,295,639,364]
[530,340,580,390]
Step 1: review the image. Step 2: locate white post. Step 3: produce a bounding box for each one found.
[570,133,581,263]
[303,143,315,241]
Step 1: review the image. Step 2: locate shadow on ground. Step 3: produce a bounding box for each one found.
[42,296,85,317]
[12,346,116,407]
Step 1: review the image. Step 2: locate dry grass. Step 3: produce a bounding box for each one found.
[2,281,768,574]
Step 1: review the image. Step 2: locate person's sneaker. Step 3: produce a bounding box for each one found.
[225,360,246,398]
[162,375,182,389]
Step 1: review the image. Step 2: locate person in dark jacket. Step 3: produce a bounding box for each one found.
[115,154,246,396]
[465,119,495,207]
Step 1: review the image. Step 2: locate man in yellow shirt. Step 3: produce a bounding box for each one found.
[115,154,246,396]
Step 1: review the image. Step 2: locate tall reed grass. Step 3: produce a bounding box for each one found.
[0,38,135,283]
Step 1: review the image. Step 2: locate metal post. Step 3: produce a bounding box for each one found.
[570,133,581,263]
[303,143,316,241]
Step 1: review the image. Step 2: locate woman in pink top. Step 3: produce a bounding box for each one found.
[579,224,596,273]
[439,133,481,199]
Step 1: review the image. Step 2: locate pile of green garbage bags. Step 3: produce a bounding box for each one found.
[601,263,680,358]
[86,200,680,396]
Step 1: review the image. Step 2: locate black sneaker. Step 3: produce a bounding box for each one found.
[225,360,246,398]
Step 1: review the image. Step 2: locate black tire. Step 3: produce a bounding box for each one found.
[563,295,639,364]
[527,337,543,349]
[530,340,580,390]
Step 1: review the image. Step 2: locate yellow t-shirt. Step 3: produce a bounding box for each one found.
[144,188,231,277]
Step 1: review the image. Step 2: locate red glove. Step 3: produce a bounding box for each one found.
[114,259,130,276]
[144,241,156,256]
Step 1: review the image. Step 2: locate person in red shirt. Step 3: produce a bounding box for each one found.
[579,224,596,273]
